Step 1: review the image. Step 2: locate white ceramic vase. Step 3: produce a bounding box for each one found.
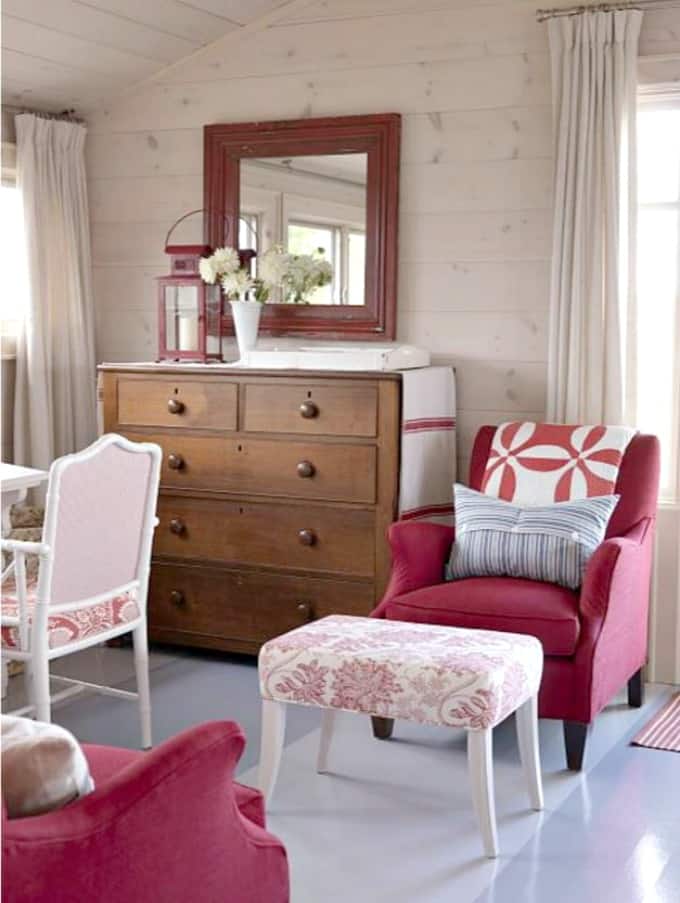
[230,298,262,359]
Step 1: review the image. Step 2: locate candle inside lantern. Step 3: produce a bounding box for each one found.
[178,314,199,351]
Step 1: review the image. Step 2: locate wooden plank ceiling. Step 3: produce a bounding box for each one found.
[1,0,294,113]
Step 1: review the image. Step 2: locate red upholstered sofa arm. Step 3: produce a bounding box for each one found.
[3,721,289,903]
[372,521,454,617]
[579,518,653,622]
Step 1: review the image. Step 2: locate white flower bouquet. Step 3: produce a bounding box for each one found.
[199,245,287,302]
[199,244,333,304]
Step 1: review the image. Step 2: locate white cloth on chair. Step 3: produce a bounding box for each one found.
[398,366,457,525]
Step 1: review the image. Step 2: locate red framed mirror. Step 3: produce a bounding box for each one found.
[203,113,400,340]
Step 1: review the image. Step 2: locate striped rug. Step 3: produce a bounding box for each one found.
[632,694,680,752]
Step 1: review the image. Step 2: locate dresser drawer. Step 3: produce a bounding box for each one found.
[148,563,374,649]
[134,432,377,504]
[155,496,375,577]
[243,382,378,437]
[116,377,237,431]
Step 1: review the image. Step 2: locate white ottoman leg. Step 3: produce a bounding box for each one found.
[516,694,543,811]
[467,728,499,858]
[317,709,336,774]
[259,699,287,805]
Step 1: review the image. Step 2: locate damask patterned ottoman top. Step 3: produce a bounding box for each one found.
[259,616,543,731]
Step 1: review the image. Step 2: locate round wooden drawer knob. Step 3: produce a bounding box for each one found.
[167,398,185,415]
[297,601,311,620]
[299,401,319,419]
[167,453,184,470]
[169,518,186,535]
[296,460,315,478]
[170,590,186,608]
[298,528,316,546]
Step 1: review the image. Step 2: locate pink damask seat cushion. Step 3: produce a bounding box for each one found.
[260,615,543,731]
[1,579,139,651]
[384,577,581,657]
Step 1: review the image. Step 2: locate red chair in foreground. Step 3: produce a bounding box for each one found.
[2,721,289,903]
[372,426,660,770]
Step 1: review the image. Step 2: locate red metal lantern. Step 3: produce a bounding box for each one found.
[158,212,223,362]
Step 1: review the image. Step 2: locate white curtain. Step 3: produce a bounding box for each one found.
[14,114,96,470]
[547,10,642,424]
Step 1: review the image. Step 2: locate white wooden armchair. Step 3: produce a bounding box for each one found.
[1,434,161,748]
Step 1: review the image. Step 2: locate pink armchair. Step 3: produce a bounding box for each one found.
[2,721,289,903]
[372,427,660,770]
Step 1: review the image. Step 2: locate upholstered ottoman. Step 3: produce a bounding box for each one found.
[258,615,544,858]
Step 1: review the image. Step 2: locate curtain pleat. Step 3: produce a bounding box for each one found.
[13,115,97,470]
[547,10,642,424]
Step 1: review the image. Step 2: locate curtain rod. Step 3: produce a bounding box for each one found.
[536,0,680,21]
[3,104,85,124]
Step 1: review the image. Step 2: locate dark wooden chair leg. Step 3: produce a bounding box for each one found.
[371,717,394,740]
[563,721,590,771]
[628,668,644,708]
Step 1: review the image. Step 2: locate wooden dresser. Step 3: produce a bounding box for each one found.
[99,365,401,655]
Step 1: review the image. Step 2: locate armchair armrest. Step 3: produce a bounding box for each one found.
[579,518,652,622]
[372,521,454,617]
[0,539,49,556]
[4,721,289,903]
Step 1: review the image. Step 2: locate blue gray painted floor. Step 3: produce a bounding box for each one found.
[5,646,678,903]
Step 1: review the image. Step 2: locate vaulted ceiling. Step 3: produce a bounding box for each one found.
[1,0,299,113]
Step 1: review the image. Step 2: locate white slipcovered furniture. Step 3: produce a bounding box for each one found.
[1,434,161,748]
[258,615,544,858]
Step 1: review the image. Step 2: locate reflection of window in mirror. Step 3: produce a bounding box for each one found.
[240,152,367,305]
[288,220,365,305]
[239,213,260,275]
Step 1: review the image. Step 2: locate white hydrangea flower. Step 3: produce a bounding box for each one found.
[199,256,217,284]
[221,268,254,299]
[212,246,240,275]
[258,245,289,286]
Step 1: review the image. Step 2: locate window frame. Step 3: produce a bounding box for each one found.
[286,216,366,306]
[637,89,680,502]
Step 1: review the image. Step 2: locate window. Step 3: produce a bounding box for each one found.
[0,182,29,342]
[239,213,260,254]
[636,96,680,500]
[287,219,365,306]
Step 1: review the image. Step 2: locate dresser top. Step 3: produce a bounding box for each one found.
[98,361,403,381]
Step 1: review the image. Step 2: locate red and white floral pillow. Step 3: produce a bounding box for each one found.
[481,422,636,505]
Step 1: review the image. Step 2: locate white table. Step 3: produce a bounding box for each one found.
[1,463,48,535]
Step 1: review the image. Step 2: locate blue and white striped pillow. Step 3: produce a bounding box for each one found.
[446,484,619,590]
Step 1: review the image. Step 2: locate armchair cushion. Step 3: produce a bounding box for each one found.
[1,577,139,651]
[447,484,619,590]
[383,576,581,656]
[1,717,94,819]
[481,421,635,504]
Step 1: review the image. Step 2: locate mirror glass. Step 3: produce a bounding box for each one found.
[240,153,367,306]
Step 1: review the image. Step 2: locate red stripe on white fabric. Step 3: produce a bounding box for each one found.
[403,417,456,433]
[400,503,455,521]
[632,694,680,752]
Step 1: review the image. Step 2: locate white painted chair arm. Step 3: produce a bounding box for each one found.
[0,539,50,556]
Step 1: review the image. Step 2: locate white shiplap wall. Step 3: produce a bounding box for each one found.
[85,0,680,680]
[86,0,562,480]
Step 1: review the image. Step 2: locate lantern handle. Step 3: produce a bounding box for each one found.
[164,208,231,251]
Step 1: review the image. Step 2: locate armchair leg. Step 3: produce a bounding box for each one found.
[371,717,394,740]
[563,721,590,771]
[628,668,644,708]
